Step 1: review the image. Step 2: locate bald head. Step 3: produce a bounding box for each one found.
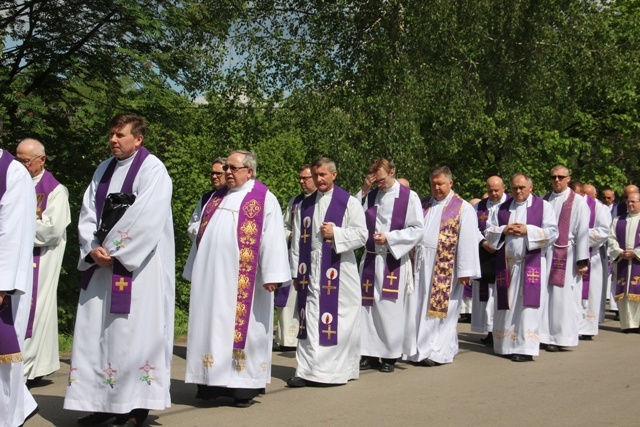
[486,176,505,203]
[17,138,45,156]
[583,184,597,198]
[624,184,639,198]
[397,178,410,189]
[16,138,46,177]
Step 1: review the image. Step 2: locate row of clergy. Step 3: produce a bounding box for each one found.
[4,116,639,426]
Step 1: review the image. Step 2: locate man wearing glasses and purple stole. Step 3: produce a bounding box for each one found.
[287,157,367,387]
[64,114,175,427]
[539,166,590,353]
[0,147,38,427]
[358,158,423,374]
[186,157,226,242]
[485,173,558,362]
[608,191,640,333]
[404,166,480,367]
[183,150,290,407]
[274,164,317,351]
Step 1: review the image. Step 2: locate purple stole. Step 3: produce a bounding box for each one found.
[79,148,150,315]
[361,185,410,306]
[544,190,576,287]
[195,187,228,248]
[581,196,597,300]
[296,186,350,346]
[617,202,628,218]
[0,151,23,362]
[274,193,306,308]
[474,198,491,301]
[26,171,61,339]
[613,216,640,302]
[194,181,268,351]
[495,196,544,309]
[421,193,464,318]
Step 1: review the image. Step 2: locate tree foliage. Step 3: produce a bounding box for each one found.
[1,0,639,334]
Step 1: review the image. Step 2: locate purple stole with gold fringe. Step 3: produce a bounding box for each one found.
[361,185,410,306]
[421,193,464,318]
[613,216,640,302]
[0,151,22,362]
[296,186,350,346]
[26,170,61,339]
[544,190,576,286]
[495,196,544,309]
[274,193,306,308]
[79,147,150,315]
[581,195,597,300]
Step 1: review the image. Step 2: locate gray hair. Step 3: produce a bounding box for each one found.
[550,165,570,176]
[511,173,533,186]
[429,166,452,181]
[228,150,257,175]
[212,157,226,166]
[312,156,337,172]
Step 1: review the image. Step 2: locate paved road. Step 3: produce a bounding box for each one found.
[26,315,639,426]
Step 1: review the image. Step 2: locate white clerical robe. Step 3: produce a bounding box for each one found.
[359,181,423,359]
[579,197,611,336]
[64,151,175,413]
[275,193,309,348]
[183,179,290,390]
[485,195,558,356]
[404,191,480,365]
[471,193,508,334]
[0,150,38,427]
[23,170,70,380]
[608,213,640,329]
[539,189,590,347]
[290,188,367,384]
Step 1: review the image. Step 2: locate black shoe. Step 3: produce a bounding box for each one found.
[511,354,533,362]
[614,311,620,321]
[259,388,266,395]
[26,376,44,389]
[379,362,395,373]
[545,344,560,352]
[359,357,381,371]
[234,399,253,408]
[480,332,493,345]
[419,358,440,367]
[78,412,117,426]
[579,335,593,341]
[286,376,307,388]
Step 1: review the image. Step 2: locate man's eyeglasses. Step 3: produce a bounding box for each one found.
[222,165,248,173]
[16,156,42,166]
[210,171,224,177]
[626,200,640,205]
[298,176,312,182]
[550,175,568,181]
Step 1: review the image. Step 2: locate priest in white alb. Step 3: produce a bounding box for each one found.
[0,147,38,427]
[485,173,558,362]
[539,166,590,353]
[569,182,611,340]
[358,158,423,373]
[404,166,480,366]
[183,150,290,407]
[16,138,71,385]
[287,157,367,387]
[64,114,175,427]
[608,192,640,332]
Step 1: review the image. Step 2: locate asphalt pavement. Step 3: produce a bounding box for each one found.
[26,313,639,426]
